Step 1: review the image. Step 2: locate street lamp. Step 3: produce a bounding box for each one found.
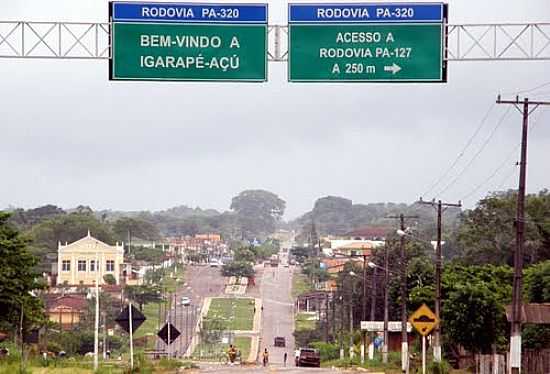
[338,271,357,360]
[397,227,444,364]
[366,245,390,364]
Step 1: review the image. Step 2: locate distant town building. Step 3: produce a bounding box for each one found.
[167,233,228,259]
[56,231,124,286]
[45,294,88,330]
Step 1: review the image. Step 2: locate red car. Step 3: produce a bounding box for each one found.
[295,348,320,367]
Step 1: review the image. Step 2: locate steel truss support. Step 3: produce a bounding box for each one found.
[0,21,109,59]
[1,21,550,62]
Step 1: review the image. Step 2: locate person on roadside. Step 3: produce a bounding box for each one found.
[284,352,288,366]
[262,348,269,367]
[228,344,237,365]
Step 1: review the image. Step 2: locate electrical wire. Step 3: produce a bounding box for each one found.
[501,81,550,95]
[420,102,496,198]
[434,105,512,199]
[495,166,518,192]
[458,106,546,202]
[459,146,519,201]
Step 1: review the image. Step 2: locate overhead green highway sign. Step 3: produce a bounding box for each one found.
[109,2,268,82]
[288,3,448,82]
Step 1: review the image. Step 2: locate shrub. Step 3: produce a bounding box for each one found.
[310,341,340,361]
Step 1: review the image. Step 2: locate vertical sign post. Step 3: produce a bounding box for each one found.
[110,2,268,81]
[288,3,447,82]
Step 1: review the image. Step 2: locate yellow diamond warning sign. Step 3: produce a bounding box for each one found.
[409,304,439,336]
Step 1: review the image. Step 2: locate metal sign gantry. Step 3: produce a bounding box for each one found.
[1,21,549,61]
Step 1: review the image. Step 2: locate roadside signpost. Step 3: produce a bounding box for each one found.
[158,322,181,345]
[360,321,412,332]
[409,304,440,374]
[288,3,447,82]
[110,2,268,81]
[115,304,146,334]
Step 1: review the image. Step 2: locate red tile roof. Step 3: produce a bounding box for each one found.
[47,295,88,311]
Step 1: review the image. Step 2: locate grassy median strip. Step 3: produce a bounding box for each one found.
[206,298,255,331]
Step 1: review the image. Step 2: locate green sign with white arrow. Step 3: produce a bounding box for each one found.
[289,23,445,82]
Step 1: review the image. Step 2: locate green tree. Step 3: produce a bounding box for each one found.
[28,212,114,271]
[441,265,512,356]
[103,274,116,285]
[112,217,161,242]
[457,189,550,265]
[221,261,255,278]
[0,212,45,334]
[233,246,256,263]
[125,285,162,311]
[523,261,550,349]
[7,205,65,229]
[230,190,286,239]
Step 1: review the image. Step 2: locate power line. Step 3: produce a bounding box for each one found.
[460,107,547,201]
[421,103,495,198]
[495,166,519,192]
[434,105,512,199]
[459,147,519,201]
[502,81,550,95]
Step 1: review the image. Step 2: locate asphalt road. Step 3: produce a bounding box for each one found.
[160,264,226,356]
[195,365,349,373]
[259,251,296,366]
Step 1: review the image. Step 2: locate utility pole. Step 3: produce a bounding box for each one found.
[496,96,550,374]
[332,291,336,343]
[387,214,418,374]
[368,265,377,360]
[325,292,329,342]
[339,295,345,359]
[349,274,356,359]
[362,253,368,363]
[383,244,389,364]
[94,254,99,372]
[417,198,461,363]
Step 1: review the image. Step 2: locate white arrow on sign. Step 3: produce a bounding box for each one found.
[384,63,402,75]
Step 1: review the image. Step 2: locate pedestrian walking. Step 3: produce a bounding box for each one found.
[284,352,288,366]
[262,348,269,367]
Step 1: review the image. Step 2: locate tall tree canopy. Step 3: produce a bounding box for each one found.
[28,212,114,271]
[112,217,161,242]
[230,189,285,239]
[457,189,550,265]
[0,212,45,333]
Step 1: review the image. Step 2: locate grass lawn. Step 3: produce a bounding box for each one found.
[133,302,161,349]
[292,272,312,298]
[295,312,316,331]
[162,265,185,294]
[192,336,251,360]
[206,298,255,331]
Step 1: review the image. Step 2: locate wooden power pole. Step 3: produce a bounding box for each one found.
[418,198,461,363]
[496,96,550,374]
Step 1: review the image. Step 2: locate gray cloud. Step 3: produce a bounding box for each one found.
[1,0,549,218]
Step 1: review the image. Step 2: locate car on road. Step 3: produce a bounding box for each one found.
[209,260,222,267]
[180,296,191,306]
[274,336,285,347]
[295,348,320,367]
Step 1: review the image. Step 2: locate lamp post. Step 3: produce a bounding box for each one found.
[368,245,390,364]
[337,270,358,360]
[398,227,443,368]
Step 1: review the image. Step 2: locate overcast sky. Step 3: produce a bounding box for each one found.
[1,0,549,219]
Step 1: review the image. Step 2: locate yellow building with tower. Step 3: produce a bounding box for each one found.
[56,231,124,286]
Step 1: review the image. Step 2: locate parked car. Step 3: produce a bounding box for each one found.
[180,296,191,306]
[274,336,285,347]
[295,348,320,367]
